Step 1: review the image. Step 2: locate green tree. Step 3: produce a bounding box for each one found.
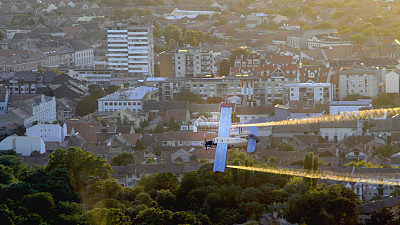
[162,25,182,46]
[140,172,179,194]
[368,207,394,225]
[155,189,176,210]
[85,208,131,225]
[183,30,204,47]
[277,143,294,151]
[176,90,204,103]
[22,192,55,219]
[219,59,230,76]
[45,147,113,192]
[288,184,358,225]
[0,164,16,184]
[110,152,136,166]
[168,117,180,131]
[135,139,143,150]
[36,86,54,97]
[349,34,367,45]
[154,123,164,133]
[230,48,251,67]
[206,96,224,104]
[313,22,335,29]
[279,7,297,18]
[372,93,394,107]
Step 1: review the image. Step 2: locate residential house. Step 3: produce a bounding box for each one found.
[286,29,338,50]
[272,123,320,138]
[337,135,386,158]
[171,149,193,163]
[106,133,141,150]
[320,121,358,143]
[0,135,46,156]
[236,105,274,124]
[153,131,217,148]
[0,94,57,128]
[98,86,159,113]
[329,99,372,115]
[0,71,57,95]
[358,194,400,223]
[112,163,201,188]
[44,3,57,13]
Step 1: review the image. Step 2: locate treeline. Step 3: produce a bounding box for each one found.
[0,148,360,224]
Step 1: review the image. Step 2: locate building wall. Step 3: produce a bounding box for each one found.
[74,49,94,68]
[320,127,357,142]
[284,83,333,104]
[0,87,8,114]
[26,123,66,143]
[159,52,175,77]
[385,70,399,94]
[0,136,46,156]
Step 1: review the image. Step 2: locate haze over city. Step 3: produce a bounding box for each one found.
[2,0,400,224]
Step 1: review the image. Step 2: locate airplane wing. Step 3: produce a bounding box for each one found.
[246,126,257,153]
[213,107,232,173]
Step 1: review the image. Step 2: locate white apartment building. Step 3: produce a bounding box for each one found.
[283,82,333,104]
[98,86,158,112]
[32,95,57,125]
[338,68,379,100]
[175,46,215,77]
[107,21,154,77]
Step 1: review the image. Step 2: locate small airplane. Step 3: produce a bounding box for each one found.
[205,107,259,173]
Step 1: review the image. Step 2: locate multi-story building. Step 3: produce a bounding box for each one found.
[67,39,94,68]
[68,69,116,87]
[283,82,333,105]
[34,41,75,68]
[107,21,154,77]
[0,71,56,95]
[286,28,337,50]
[174,46,215,77]
[3,94,57,127]
[98,86,159,112]
[307,34,353,49]
[338,67,379,100]
[0,49,46,72]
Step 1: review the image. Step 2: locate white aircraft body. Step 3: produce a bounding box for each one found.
[206,107,259,173]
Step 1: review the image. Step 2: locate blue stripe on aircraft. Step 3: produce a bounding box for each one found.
[213,107,232,173]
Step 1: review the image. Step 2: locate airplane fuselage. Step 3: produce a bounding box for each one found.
[212,137,248,148]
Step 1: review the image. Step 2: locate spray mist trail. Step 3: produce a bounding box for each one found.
[233,107,400,128]
[227,165,400,186]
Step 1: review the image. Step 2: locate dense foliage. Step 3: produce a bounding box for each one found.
[0,148,360,224]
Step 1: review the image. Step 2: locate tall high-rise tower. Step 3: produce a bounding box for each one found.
[107,21,154,77]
